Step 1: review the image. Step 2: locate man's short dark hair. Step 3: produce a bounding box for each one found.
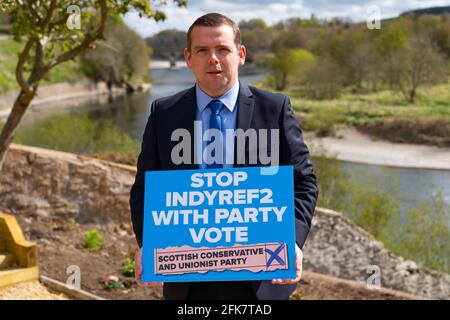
[187,13,241,51]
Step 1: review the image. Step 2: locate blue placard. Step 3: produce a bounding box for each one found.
[141,166,296,282]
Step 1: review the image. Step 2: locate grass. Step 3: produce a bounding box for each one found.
[83,229,104,250]
[0,37,22,93]
[0,37,85,94]
[14,113,140,155]
[253,79,450,145]
[293,86,450,126]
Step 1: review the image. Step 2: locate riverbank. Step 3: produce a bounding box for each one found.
[0,81,151,120]
[276,82,450,148]
[306,126,450,170]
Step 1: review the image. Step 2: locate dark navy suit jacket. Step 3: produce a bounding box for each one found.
[130,82,318,300]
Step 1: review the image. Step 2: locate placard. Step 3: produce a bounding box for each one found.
[141,166,296,282]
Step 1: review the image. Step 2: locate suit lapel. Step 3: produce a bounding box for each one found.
[234,82,254,167]
[169,85,197,170]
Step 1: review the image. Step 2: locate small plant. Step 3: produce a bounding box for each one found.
[122,257,135,277]
[103,275,124,290]
[83,229,104,250]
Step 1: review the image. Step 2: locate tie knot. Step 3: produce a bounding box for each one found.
[208,100,224,115]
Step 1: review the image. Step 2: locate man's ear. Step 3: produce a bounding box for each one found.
[238,45,246,66]
[184,48,192,68]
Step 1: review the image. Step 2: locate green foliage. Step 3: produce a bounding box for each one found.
[42,60,84,84]
[0,38,22,92]
[301,109,345,137]
[269,48,315,90]
[83,229,104,250]
[1,1,187,40]
[122,257,135,277]
[14,113,140,155]
[272,26,309,52]
[102,275,124,290]
[0,0,185,95]
[80,17,151,84]
[0,0,170,92]
[345,172,401,239]
[0,0,187,172]
[385,193,450,273]
[239,19,267,30]
[238,19,275,63]
[374,21,410,57]
[301,55,345,100]
[430,19,450,58]
[147,29,186,59]
[280,80,450,140]
[105,280,124,290]
[312,156,450,273]
[392,35,448,103]
[311,157,351,211]
[264,14,449,100]
[0,38,84,93]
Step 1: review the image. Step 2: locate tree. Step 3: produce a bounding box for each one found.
[430,18,450,59]
[146,29,186,60]
[114,22,151,84]
[303,55,345,100]
[269,48,315,90]
[348,42,382,90]
[271,25,310,52]
[374,17,413,57]
[391,35,447,103]
[323,27,373,87]
[238,18,266,30]
[80,17,151,86]
[239,19,273,63]
[0,0,186,171]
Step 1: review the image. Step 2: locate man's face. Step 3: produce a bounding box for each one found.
[184,25,246,98]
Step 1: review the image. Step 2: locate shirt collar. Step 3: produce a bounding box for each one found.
[196,80,239,113]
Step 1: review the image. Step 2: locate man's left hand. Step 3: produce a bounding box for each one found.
[271,244,303,285]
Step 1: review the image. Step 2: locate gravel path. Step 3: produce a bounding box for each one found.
[0,281,69,300]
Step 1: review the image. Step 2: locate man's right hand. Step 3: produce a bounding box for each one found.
[135,248,163,288]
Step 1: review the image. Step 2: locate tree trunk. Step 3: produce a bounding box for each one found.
[409,88,416,103]
[0,89,36,170]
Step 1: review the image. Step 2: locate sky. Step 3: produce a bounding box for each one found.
[123,0,450,38]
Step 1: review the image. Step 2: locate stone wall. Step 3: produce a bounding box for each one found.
[303,207,450,299]
[0,144,134,224]
[1,144,449,299]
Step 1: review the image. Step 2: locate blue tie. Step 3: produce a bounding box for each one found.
[206,99,224,168]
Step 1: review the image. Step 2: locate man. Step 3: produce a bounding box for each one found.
[130,13,318,300]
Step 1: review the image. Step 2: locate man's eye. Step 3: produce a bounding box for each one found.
[220,48,230,52]
[197,49,206,53]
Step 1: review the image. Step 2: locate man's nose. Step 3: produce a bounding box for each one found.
[208,50,219,64]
